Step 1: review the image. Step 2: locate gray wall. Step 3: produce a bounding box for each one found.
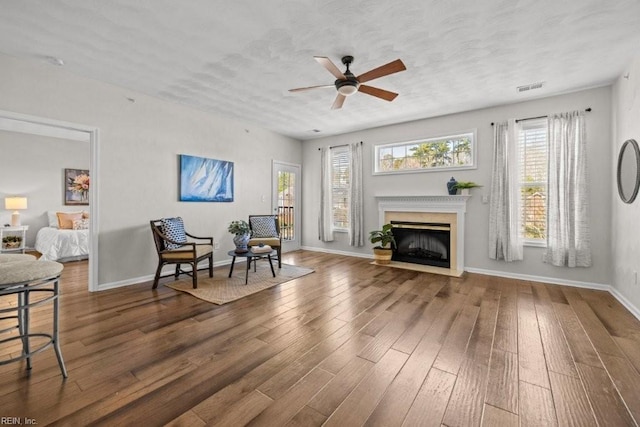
[612,56,640,312]
[0,131,90,247]
[302,86,612,287]
[0,53,302,288]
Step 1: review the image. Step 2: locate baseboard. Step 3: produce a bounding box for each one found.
[465,267,611,291]
[97,259,232,291]
[300,245,372,259]
[608,286,640,321]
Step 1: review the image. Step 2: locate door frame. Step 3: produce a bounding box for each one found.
[272,160,301,252]
[0,109,100,291]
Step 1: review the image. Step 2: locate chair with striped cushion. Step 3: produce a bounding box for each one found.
[247,215,282,268]
[150,218,214,289]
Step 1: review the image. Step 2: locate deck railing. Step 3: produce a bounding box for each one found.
[277,206,294,240]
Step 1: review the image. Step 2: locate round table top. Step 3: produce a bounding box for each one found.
[0,254,36,263]
[228,248,275,258]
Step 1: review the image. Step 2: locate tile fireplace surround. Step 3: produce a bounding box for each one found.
[376,195,470,277]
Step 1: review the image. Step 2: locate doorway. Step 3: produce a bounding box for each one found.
[272,161,301,253]
[0,110,99,291]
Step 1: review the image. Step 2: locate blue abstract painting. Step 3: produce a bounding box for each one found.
[180,154,234,202]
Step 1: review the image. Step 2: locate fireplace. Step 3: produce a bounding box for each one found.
[391,221,451,268]
[376,195,469,276]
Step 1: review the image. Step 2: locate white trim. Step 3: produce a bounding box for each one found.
[98,259,232,291]
[376,195,470,272]
[609,287,640,322]
[300,245,372,259]
[466,266,640,321]
[0,109,100,292]
[465,267,609,290]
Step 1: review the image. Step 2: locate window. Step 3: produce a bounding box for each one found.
[331,147,350,230]
[374,131,476,174]
[519,119,547,245]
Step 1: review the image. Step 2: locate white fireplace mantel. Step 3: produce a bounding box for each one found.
[376,195,470,275]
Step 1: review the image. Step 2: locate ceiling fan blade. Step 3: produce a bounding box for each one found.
[358,85,399,102]
[331,94,346,109]
[357,59,406,84]
[315,56,346,80]
[289,84,334,93]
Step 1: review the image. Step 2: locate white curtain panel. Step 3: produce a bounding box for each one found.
[543,111,591,267]
[318,146,334,242]
[348,142,364,246]
[488,120,523,261]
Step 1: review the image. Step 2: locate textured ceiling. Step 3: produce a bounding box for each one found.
[1,1,640,140]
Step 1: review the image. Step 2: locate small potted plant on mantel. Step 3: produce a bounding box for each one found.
[369,223,396,265]
[454,181,482,196]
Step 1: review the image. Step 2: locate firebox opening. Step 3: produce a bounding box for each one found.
[390,221,451,269]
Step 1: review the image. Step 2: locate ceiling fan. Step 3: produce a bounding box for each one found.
[289,55,406,109]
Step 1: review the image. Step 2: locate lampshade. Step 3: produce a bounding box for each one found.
[5,197,27,227]
[5,197,27,210]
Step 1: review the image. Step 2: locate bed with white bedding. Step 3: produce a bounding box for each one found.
[35,211,90,261]
[35,227,89,261]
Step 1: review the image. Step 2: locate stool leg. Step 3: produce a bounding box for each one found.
[17,288,31,371]
[52,278,67,378]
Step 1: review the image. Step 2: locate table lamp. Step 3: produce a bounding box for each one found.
[5,197,28,227]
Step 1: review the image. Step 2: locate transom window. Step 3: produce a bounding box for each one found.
[374,131,476,174]
[519,119,548,245]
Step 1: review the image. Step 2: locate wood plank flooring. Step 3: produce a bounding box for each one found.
[2,251,640,426]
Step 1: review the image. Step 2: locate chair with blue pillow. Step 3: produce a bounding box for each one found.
[247,215,282,268]
[150,217,214,289]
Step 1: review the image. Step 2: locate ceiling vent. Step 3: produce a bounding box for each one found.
[517,82,544,93]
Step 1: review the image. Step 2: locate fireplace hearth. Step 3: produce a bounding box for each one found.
[391,221,451,269]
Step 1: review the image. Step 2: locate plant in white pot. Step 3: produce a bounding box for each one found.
[369,223,396,265]
[454,181,482,195]
[228,220,251,253]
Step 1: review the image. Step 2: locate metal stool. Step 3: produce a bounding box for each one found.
[0,258,67,377]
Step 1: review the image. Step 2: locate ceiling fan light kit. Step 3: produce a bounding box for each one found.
[289,55,406,109]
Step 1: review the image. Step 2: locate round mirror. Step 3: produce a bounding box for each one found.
[617,139,640,204]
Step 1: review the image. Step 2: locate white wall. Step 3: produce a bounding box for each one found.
[612,57,640,310]
[0,131,90,247]
[302,86,612,287]
[0,53,302,288]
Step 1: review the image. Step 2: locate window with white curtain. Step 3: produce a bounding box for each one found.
[519,119,548,246]
[331,146,350,231]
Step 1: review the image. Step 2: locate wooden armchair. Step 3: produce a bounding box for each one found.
[150,218,213,289]
[247,215,282,268]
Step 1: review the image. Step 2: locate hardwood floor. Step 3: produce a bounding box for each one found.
[2,251,640,426]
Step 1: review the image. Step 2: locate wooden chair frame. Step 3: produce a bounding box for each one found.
[150,220,213,289]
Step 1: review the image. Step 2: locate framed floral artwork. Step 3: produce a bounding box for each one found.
[65,168,90,205]
[179,154,234,202]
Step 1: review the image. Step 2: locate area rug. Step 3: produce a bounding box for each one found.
[166,263,314,305]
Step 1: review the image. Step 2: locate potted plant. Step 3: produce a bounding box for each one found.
[2,235,22,249]
[228,220,251,253]
[454,181,482,195]
[369,223,396,265]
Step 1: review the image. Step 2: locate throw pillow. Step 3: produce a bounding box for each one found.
[250,216,278,238]
[72,218,90,230]
[57,212,83,229]
[160,217,187,249]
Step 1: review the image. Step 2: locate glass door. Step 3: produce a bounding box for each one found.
[272,161,301,252]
